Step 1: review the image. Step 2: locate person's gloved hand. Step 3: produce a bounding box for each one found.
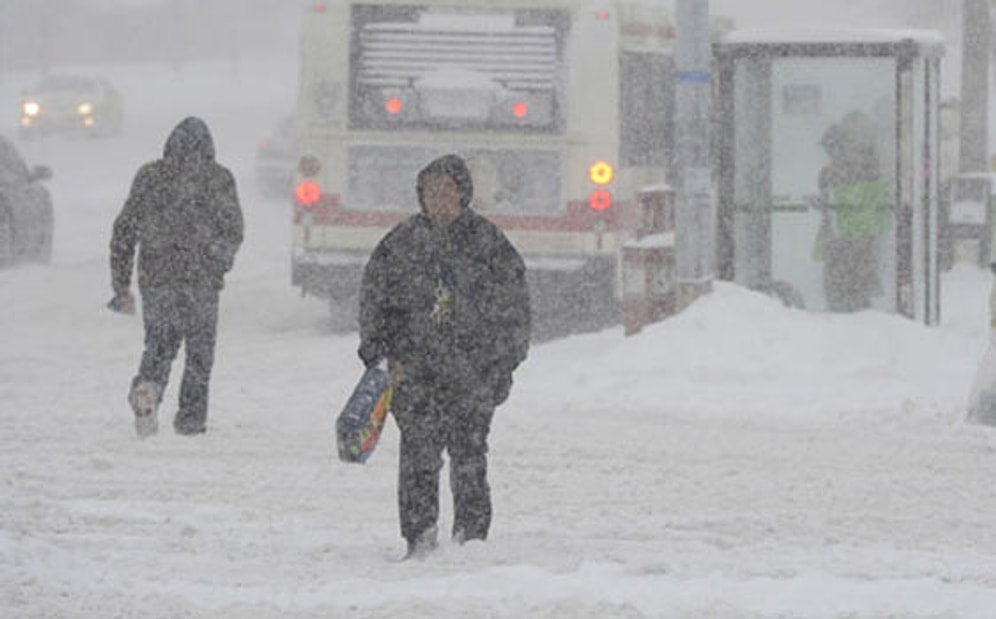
[107,291,136,315]
[491,369,513,407]
[388,359,405,386]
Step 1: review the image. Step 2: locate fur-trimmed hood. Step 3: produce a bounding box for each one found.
[416,154,474,211]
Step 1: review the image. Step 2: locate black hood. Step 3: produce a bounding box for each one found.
[416,154,474,211]
[163,116,215,163]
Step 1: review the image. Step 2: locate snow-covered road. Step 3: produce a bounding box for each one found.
[4,61,996,618]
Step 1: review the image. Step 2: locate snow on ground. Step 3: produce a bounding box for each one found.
[4,61,996,618]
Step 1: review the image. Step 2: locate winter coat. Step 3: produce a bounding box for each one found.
[110,117,244,294]
[828,178,890,238]
[358,155,531,401]
[817,110,890,239]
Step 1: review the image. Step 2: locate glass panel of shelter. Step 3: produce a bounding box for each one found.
[731,56,898,313]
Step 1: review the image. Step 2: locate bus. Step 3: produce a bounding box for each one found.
[291,0,723,335]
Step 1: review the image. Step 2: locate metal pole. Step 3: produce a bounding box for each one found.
[0,1,6,83]
[991,0,996,171]
[959,0,991,172]
[674,0,715,305]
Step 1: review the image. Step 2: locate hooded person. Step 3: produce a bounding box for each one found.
[815,110,890,312]
[358,153,531,559]
[108,116,244,437]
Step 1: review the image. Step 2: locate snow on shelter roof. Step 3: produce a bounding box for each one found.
[721,26,945,55]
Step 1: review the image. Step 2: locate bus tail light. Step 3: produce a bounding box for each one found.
[386,97,404,115]
[296,180,321,206]
[589,190,612,211]
[493,92,554,126]
[381,90,413,120]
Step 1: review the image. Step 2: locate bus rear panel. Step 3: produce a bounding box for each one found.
[294,1,678,335]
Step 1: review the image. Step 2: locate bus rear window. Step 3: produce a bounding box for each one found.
[348,145,563,215]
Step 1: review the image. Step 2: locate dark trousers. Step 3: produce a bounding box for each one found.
[392,380,496,544]
[134,285,220,432]
[824,234,882,312]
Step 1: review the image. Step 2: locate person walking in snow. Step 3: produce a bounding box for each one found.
[108,116,244,437]
[967,262,996,425]
[358,154,531,559]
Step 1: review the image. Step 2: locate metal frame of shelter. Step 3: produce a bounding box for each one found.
[714,30,945,324]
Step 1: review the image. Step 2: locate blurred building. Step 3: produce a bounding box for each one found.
[0,0,300,73]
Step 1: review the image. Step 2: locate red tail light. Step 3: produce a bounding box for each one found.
[589,190,612,211]
[511,102,528,118]
[296,180,321,206]
[386,97,404,115]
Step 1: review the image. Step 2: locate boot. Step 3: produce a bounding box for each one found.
[129,381,160,438]
[403,525,438,560]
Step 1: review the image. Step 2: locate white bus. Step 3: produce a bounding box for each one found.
[291,0,721,334]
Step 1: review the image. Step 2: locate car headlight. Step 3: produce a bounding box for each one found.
[22,101,40,116]
[77,102,94,115]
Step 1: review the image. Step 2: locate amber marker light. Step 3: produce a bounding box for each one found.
[589,160,614,185]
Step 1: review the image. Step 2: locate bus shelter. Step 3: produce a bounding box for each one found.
[714,29,945,324]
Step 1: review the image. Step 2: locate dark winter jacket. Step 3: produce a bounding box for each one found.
[358,155,531,398]
[110,117,244,294]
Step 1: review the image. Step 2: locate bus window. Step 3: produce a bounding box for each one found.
[347,145,563,215]
[620,51,675,168]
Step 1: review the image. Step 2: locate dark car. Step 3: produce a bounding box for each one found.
[255,116,296,198]
[19,75,124,139]
[0,136,54,266]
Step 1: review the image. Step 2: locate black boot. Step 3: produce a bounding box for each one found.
[403,525,438,560]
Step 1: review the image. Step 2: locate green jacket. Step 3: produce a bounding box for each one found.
[831,178,890,238]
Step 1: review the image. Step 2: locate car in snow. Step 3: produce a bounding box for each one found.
[255,115,296,199]
[19,75,124,139]
[0,136,54,266]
